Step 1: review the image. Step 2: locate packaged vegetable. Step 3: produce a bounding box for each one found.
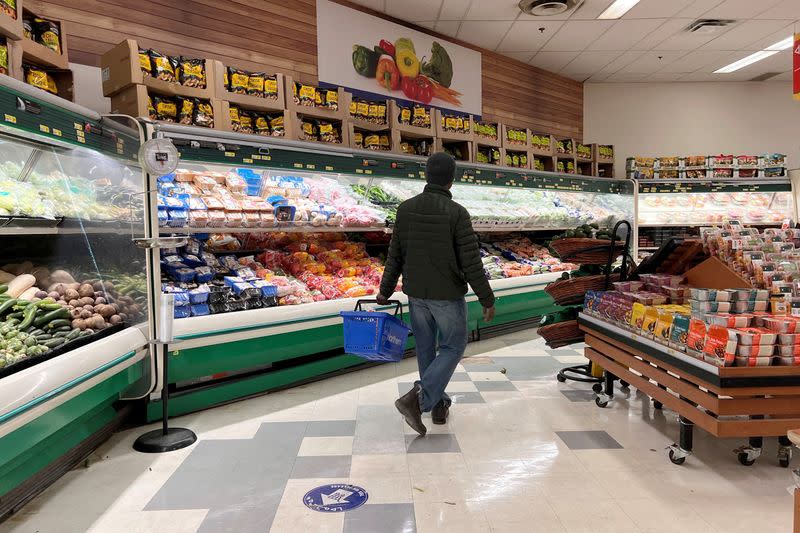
[138,47,152,76]
[22,17,31,39]
[301,120,317,141]
[238,111,253,134]
[34,18,60,55]
[247,72,265,97]
[297,83,316,106]
[150,50,176,83]
[25,66,55,94]
[318,121,340,143]
[1,0,15,19]
[179,57,206,88]
[229,104,241,132]
[147,96,156,120]
[325,89,338,110]
[686,318,707,354]
[703,325,737,366]
[228,67,249,94]
[669,314,690,350]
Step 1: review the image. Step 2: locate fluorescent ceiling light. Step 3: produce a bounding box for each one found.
[597,0,641,19]
[714,50,779,73]
[766,36,793,51]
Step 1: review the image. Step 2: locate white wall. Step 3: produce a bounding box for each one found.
[69,63,110,114]
[584,82,800,175]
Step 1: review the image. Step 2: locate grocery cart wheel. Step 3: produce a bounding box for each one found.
[780,457,791,468]
[620,380,629,389]
[592,383,603,393]
[595,395,609,408]
[557,374,567,383]
[653,400,663,410]
[669,449,686,465]
[738,452,756,466]
[778,442,792,468]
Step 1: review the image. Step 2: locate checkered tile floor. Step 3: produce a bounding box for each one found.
[3,330,794,533]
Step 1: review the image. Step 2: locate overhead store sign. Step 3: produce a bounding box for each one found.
[794,33,799,100]
[315,0,482,116]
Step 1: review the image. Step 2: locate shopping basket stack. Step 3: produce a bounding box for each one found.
[340,299,410,362]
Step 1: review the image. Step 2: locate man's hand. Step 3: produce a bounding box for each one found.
[482,305,495,323]
[376,293,390,305]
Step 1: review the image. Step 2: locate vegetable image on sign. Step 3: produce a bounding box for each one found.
[303,484,368,513]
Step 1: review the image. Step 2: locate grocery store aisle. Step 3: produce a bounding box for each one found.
[1,330,794,533]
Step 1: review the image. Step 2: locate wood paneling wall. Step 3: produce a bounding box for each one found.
[26,0,582,138]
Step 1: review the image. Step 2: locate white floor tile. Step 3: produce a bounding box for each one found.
[297,436,354,456]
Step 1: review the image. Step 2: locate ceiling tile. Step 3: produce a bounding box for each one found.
[702,0,784,19]
[560,72,592,81]
[586,72,612,82]
[631,19,693,50]
[756,0,800,20]
[464,0,521,21]
[386,0,443,21]
[746,23,796,52]
[346,0,385,11]
[700,19,789,51]
[617,51,686,73]
[658,49,732,72]
[604,72,650,82]
[675,0,726,18]
[560,50,622,74]
[501,51,535,63]
[772,71,792,80]
[434,20,461,37]
[529,51,581,71]
[540,20,615,51]
[598,50,646,73]
[439,0,471,20]
[567,0,614,20]
[414,21,436,30]
[750,48,792,73]
[587,19,666,51]
[496,20,565,51]
[456,20,514,50]
[656,27,722,51]
[647,72,686,81]
[623,0,695,19]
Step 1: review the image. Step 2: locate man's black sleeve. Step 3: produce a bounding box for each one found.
[454,206,495,308]
[379,227,403,298]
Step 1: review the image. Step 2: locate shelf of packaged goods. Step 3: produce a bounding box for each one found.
[159,225,390,234]
[637,221,779,228]
[0,220,139,235]
[171,271,564,345]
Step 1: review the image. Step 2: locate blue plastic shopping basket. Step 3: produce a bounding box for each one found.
[340,299,411,362]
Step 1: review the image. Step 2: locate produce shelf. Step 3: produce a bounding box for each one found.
[212,61,285,112]
[285,76,347,122]
[435,109,474,143]
[0,2,21,40]
[159,225,389,234]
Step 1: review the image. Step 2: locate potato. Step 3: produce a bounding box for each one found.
[50,270,75,284]
[96,304,115,318]
[118,313,128,322]
[34,290,48,299]
[67,282,80,290]
[78,284,95,298]
[84,328,94,335]
[110,314,123,325]
[96,297,107,305]
[90,315,106,329]
[92,281,104,291]
[47,291,60,300]
[79,309,92,319]
[77,297,94,307]
[68,299,79,307]
[83,304,94,312]
[103,281,115,291]
[71,309,82,319]
[71,318,87,330]
[64,288,79,301]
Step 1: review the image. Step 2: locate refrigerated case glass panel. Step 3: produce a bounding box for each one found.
[638,191,793,226]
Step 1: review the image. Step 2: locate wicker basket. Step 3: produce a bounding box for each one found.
[550,237,623,265]
[544,274,620,306]
[539,320,584,349]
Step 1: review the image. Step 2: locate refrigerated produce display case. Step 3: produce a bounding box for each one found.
[149,122,634,419]
[0,77,152,516]
[635,178,797,258]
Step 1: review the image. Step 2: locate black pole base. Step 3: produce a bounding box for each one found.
[133,427,197,453]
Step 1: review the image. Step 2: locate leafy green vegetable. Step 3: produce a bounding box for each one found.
[421,41,453,88]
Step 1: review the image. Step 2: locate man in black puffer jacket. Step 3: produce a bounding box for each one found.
[376,152,496,436]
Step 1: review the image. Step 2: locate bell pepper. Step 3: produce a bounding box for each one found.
[352,45,379,78]
[401,75,433,104]
[378,39,395,57]
[395,38,415,54]
[396,47,420,78]
[376,56,400,91]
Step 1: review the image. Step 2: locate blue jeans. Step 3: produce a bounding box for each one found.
[408,297,468,412]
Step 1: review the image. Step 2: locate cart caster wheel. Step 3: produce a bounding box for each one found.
[620,380,629,389]
[595,396,609,408]
[778,446,792,468]
[653,401,663,410]
[557,374,567,383]
[669,450,686,465]
[780,457,791,468]
[592,383,603,393]
[738,452,756,466]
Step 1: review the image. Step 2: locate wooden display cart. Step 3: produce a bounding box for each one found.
[555,137,576,175]
[580,313,799,467]
[576,141,593,176]
[592,143,615,178]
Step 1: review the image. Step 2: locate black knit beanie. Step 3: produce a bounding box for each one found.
[425,152,456,186]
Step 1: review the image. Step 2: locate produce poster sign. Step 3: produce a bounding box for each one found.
[794,33,800,101]
[316,0,482,115]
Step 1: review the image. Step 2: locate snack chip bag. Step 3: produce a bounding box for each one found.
[150,50,176,83]
[248,72,265,97]
[227,67,249,95]
[179,57,206,88]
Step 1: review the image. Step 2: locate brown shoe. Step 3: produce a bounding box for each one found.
[432,401,449,425]
[395,384,427,436]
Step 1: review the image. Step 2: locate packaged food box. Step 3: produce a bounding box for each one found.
[687,318,707,353]
[691,300,732,313]
[778,333,800,345]
[654,311,674,344]
[703,324,737,366]
[733,300,769,313]
[735,328,777,345]
[734,356,772,367]
[777,344,800,356]
[776,356,800,366]
[706,313,752,329]
[642,306,660,336]
[750,312,771,327]
[632,293,668,306]
[612,281,644,292]
[762,317,800,334]
[630,302,646,330]
[736,344,774,357]
[691,288,734,302]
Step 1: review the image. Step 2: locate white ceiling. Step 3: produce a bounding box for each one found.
[346,0,800,82]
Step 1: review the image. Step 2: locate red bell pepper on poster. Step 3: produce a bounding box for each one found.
[401,75,433,104]
[378,39,395,57]
[376,56,400,90]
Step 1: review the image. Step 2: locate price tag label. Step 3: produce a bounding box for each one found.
[325,166,334,171]
[224,151,236,158]
[306,164,315,170]
[243,158,253,164]
[293,163,303,168]
[3,114,15,123]
[52,129,61,137]
[355,168,364,173]
[252,154,262,160]
[39,125,50,133]
[364,169,372,174]
[264,156,271,161]
[73,122,82,130]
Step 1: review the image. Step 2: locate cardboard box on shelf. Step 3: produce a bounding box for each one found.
[110,84,222,129]
[20,12,68,70]
[212,60,285,112]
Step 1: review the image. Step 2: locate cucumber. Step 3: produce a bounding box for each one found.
[54,325,71,332]
[0,298,18,317]
[65,329,81,341]
[43,338,65,348]
[46,319,72,330]
[53,331,69,338]
[0,284,8,294]
[8,312,23,320]
[34,334,52,342]
[18,305,38,331]
[35,309,70,328]
[29,328,44,336]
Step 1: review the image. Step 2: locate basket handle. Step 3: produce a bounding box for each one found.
[354,299,403,316]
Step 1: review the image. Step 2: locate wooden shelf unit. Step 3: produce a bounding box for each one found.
[109,84,223,130]
[217,101,289,136]
[435,109,474,143]
[501,146,531,170]
[349,121,398,153]
[530,133,555,157]
[436,137,472,162]
[0,0,22,41]
[345,93,392,133]
[212,60,285,112]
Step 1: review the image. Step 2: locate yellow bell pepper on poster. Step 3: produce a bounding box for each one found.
[396,47,420,78]
[394,38,415,54]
